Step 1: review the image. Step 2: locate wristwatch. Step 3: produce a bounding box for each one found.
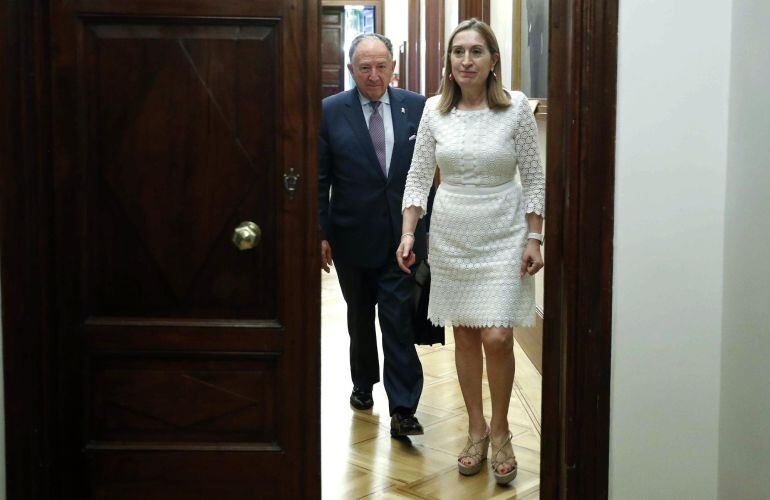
[527,232,544,243]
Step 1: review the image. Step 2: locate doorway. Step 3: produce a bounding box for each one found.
[319,2,547,497]
[322,3,380,98]
[313,0,620,495]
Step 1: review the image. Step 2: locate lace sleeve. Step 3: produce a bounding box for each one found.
[402,106,437,218]
[514,95,546,217]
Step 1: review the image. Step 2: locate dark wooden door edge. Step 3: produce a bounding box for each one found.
[540,0,618,497]
[1,1,57,497]
[304,0,323,496]
[514,307,544,374]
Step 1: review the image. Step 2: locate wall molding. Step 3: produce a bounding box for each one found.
[514,308,544,374]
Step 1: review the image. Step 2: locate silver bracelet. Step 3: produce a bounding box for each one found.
[527,232,544,243]
[401,232,415,240]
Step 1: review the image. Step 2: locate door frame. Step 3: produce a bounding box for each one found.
[1,1,58,497]
[1,0,617,497]
[540,0,618,496]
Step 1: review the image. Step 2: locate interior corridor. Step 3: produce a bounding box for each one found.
[321,268,543,499]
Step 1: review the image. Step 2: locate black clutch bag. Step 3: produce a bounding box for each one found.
[412,260,445,346]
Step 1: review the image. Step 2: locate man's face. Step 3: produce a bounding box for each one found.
[347,39,396,102]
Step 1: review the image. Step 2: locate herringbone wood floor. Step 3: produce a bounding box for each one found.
[322,268,542,499]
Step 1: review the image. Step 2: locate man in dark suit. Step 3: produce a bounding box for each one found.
[318,33,428,437]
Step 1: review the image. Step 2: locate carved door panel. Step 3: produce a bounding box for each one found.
[48,1,319,498]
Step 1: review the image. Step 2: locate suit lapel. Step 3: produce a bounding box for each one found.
[388,88,407,183]
[342,88,386,180]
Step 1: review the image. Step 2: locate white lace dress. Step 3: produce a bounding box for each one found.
[402,91,545,328]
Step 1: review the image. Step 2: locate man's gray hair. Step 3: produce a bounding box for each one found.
[348,33,393,62]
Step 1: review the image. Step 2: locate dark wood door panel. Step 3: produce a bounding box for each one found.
[84,320,285,352]
[87,354,279,445]
[321,20,342,61]
[44,0,320,497]
[75,0,286,16]
[83,19,279,319]
[89,453,288,500]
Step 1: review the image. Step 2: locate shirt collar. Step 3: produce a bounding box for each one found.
[358,89,390,107]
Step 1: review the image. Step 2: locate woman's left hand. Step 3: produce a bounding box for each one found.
[520,241,544,277]
[396,235,417,274]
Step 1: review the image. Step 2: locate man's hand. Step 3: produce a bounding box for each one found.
[321,240,334,273]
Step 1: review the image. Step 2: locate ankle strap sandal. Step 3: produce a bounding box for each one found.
[457,428,490,476]
[491,431,518,485]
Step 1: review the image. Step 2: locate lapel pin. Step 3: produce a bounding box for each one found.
[401,107,406,114]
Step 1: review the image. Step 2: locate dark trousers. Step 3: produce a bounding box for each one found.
[335,259,423,416]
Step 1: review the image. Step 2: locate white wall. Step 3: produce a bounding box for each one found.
[718,0,770,497]
[519,0,530,93]
[444,0,458,50]
[611,0,732,497]
[489,0,513,90]
[384,0,408,74]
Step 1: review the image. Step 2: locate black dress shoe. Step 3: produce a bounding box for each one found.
[390,413,424,437]
[350,387,373,410]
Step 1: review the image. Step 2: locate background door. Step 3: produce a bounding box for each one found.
[46,0,319,497]
[321,6,345,97]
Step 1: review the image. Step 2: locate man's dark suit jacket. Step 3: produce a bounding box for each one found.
[318,87,430,269]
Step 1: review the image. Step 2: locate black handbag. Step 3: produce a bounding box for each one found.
[412,260,445,346]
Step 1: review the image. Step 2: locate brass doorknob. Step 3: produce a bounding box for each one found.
[232,221,261,250]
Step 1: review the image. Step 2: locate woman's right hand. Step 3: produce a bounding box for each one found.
[396,235,416,274]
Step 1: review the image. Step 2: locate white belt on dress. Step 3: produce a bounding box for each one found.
[438,179,518,196]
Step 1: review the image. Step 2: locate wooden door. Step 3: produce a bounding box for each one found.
[321,6,345,98]
[47,1,319,498]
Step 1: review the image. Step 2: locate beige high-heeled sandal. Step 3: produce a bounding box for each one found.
[457,428,490,476]
[490,432,518,485]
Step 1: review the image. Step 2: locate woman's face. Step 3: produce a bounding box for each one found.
[449,29,499,93]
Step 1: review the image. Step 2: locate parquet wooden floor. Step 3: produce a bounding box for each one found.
[322,268,542,499]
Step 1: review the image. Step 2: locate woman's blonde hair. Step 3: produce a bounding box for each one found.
[437,18,511,114]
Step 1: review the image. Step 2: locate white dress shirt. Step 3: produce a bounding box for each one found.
[359,91,395,175]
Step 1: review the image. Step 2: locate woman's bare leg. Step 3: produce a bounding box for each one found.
[453,326,487,466]
[481,327,516,474]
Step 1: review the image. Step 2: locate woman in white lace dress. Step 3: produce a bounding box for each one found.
[396,19,545,485]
